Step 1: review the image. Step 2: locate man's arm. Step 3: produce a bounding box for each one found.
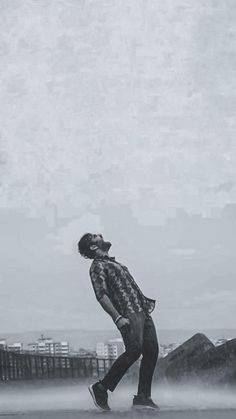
[98,294,130,329]
[90,261,130,329]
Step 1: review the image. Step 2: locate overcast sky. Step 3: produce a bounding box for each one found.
[0,0,236,333]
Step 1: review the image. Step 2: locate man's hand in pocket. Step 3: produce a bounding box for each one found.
[116,317,130,330]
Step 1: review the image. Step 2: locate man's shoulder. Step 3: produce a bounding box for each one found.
[89,258,105,274]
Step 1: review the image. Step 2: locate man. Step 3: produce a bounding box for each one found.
[78,233,159,411]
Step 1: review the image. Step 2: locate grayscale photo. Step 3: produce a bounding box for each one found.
[0,1,236,419]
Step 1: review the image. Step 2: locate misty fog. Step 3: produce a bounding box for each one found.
[0,381,236,415]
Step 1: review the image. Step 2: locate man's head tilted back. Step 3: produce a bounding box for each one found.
[78,233,112,259]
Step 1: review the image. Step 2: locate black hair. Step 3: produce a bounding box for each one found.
[77,233,95,259]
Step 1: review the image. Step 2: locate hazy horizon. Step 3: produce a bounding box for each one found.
[1,325,236,352]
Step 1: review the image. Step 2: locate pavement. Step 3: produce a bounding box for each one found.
[1,410,236,419]
[0,380,236,419]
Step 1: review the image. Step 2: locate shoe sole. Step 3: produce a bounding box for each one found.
[88,385,110,412]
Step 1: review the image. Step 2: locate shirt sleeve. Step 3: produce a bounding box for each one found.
[89,261,108,302]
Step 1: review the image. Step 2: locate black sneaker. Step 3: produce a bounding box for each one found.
[132,395,160,410]
[88,382,110,411]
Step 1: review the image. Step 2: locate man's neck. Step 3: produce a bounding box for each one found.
[95,250,109,258]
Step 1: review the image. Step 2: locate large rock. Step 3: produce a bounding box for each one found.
[155,334,236,385]
[195,338,236,384]
[155,333,214,382]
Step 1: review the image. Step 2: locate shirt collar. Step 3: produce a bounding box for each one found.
[94,255,116,261]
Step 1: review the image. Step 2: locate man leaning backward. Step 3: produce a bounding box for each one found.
[78,233,159,411]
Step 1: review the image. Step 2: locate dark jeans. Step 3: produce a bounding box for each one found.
[101,310,159,397]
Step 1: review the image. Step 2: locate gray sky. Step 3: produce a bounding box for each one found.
[0,0,236,332]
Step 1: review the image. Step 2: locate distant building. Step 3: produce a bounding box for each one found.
[54,341,69,356]
[76,348,96,357]
[96,338,125,359]
[28,335,69,356]
[107,338,125,359]
[0,339,7,350]
[7,342,23,353]
[96,342,109,358]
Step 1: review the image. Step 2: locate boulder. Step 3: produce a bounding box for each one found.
[155,333,214,382]
[197,338,236,384]
[155,334,236,385]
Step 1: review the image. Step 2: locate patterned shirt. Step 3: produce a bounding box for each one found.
[89,255,156,316]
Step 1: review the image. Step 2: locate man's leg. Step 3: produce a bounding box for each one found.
[137,314,159,398]
[100,311,145,392]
